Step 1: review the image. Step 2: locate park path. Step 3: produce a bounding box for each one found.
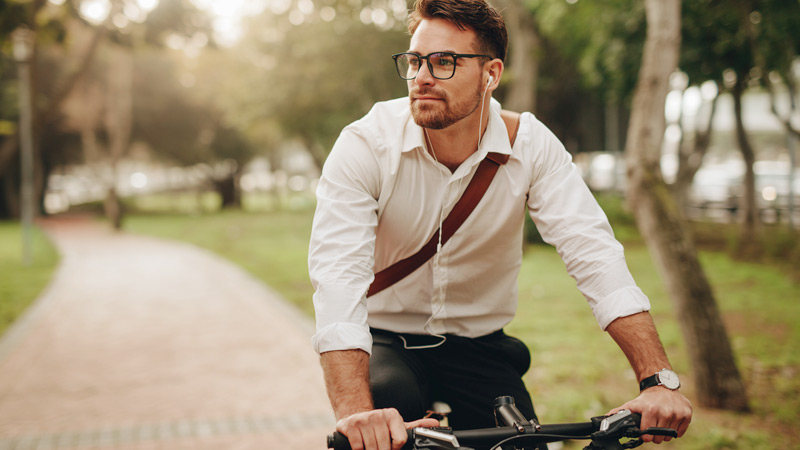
[0,215,334,449]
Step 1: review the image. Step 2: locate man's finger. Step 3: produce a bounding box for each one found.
[374,424,391,450]
[676,418,691,438]
[345,428,366,450]
[406,418,440,429]
[362,426,380,450]
[636,406,654,443]
[388,418,408,450]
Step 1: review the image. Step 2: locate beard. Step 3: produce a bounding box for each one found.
[409,81,483,130]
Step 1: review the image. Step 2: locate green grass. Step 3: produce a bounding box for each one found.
[0,221,59,337]
[113,197,800,449]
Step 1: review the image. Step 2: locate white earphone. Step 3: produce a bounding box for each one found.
[487,75,494,85]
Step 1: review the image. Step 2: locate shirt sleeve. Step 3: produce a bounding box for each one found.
[524,120,650,330]
[308,128,380,353]
[308,127,381,355]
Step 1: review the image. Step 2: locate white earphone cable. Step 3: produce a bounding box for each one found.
[405,76,493,351]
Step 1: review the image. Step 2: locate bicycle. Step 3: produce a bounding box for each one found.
[327,396,678,450]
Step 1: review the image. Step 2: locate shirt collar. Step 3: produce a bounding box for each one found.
[401,112,425,154]
[400,98,513,158]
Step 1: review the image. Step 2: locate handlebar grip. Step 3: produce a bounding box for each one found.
[327,431,349,450]
[327,430,414,450]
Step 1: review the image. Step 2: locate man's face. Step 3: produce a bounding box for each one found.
[407,18,485,130]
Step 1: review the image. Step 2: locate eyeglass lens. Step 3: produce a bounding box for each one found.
[395,53,456,80]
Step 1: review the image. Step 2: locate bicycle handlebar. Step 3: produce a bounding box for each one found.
[327,410,678,450]
[327,422,595,450]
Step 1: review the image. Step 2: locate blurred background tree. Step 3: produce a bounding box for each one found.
[3,0,796,225]
[0,0,795,266]
[0,0,229,227]
[226,0,409,170]
[681,0,800,242]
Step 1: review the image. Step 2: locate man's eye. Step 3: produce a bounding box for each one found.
[431,55,455,67]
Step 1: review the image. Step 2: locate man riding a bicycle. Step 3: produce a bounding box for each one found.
[308,1,693,449]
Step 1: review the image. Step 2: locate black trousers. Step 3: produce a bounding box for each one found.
[369,328,544,438]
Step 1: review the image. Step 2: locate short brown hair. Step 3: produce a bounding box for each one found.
[408,0,508,62]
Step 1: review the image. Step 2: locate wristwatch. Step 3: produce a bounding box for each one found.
[639,368,681,392]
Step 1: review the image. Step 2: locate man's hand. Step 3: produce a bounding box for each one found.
[336,408,440,450]
[610,387,692,444]
[604,313,692,443]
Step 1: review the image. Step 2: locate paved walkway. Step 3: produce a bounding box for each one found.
[0,216,334,449]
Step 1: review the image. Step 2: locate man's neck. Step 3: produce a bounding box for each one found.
[424,102,491,173]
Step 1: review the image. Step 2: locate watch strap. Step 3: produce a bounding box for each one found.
[639,373,660,392]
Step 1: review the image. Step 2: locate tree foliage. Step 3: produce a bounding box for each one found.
[219,1,409,169]
[0,0,251,218]
[682,0,800,86]
[536,0,645,104]
[2,0,797,219]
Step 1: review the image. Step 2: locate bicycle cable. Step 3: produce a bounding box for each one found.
[488,433,592,450]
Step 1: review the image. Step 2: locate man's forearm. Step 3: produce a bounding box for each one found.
[320,349,374,419]
[605,311,672,382]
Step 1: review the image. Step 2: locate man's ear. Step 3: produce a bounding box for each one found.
[486,59,504,89]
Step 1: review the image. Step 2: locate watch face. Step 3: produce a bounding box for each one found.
[658,369,681,390]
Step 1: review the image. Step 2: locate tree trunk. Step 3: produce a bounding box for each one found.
[605,99,621,152]
[1,170,19,218]
[625,0,749,411]
[672,92,719,210]
[214,174,241,208]
[498,0,540,113]
[0,22,104,178]
[304,137,327,173]
[0,13,105,220]
[103,43,133,230]
[104,187,123,230]
[732,80,758,241]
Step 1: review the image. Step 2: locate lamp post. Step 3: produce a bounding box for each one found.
[12,26,35,266]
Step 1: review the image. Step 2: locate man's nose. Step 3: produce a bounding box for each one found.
[414,61,435,85]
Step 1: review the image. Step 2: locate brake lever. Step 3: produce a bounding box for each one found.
[637,427,679,438]
[615,426,679,449]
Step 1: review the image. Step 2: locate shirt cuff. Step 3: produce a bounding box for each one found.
[592,286,651,330]
[312,322,373,355]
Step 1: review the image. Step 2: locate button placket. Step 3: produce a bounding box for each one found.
[429,244,449,335]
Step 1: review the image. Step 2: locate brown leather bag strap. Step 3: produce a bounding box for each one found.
[366,112,519,298]
[501,110,521,146]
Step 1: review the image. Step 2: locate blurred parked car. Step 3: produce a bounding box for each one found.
[746,161,800,222]
[575,151,627,193]
[688,160,800,223]
[687,162,741,213]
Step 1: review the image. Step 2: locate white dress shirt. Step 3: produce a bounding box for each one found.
[309,97,650,355]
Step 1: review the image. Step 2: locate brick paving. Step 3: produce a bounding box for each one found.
[0,216,334,449]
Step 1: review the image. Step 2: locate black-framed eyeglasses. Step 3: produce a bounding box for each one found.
[392,52,492,80]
